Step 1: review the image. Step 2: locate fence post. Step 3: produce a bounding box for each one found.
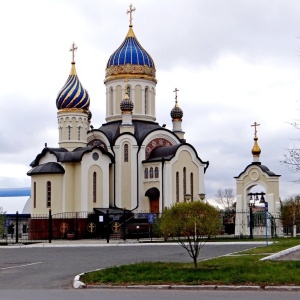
[106,210,110,244]
[48,209,52,243]
[16,211,19,244]
[122,210,126,241]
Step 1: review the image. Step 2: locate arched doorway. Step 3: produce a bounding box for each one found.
[145,187,160,213]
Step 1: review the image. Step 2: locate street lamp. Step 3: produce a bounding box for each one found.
[198,193,206,201]
[248,193,255,239]
[184,194,192,202]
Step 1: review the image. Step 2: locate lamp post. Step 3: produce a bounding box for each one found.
[184,194,192,202]
[198,193,206,202]
[257,192,268,246]
[248,193,255,239]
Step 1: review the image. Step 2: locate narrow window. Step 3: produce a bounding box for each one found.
[183,167,186,199]
[144,168,148,179]
[46,181,51,208]
[67,125,71,140]
[124,144,129,162]
[145,87,148,114]
[33,182,36,208]
[190,173,194,201]
[109,87,113,115]
[78,126,81,140]
[154,167,159,178]
[93,172,97,203]
[176,172,179,202]
[150,167,154,178]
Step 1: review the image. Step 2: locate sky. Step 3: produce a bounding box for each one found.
[1,0,300,212]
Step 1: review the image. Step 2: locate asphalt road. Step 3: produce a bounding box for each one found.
[0,243,263,290]
[1,288,300,300]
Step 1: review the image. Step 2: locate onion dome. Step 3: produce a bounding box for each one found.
[56,61,90,111]
[252,136,261,157]
[120,90,134,112]
[105,26,156,83]
[171,101,183,120]
[171,88,183,120]
[251,122,261,159]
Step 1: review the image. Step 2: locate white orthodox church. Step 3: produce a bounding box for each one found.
[26,7,208,215]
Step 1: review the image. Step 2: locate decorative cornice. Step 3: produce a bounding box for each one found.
[105,64,156,82]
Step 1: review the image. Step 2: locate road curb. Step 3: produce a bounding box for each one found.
[82,284,300,291]
[260,244,300,261]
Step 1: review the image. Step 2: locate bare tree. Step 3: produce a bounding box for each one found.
[216,188,235,211]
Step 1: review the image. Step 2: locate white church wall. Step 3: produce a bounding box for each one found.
[81,149,111,211]
[114,135,138,210]
[39,153,57,164]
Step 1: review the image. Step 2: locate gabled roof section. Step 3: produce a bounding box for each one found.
[143,143,209,172]
[234,162,281,179]
[27,162,65,176]
[30,146,114,167]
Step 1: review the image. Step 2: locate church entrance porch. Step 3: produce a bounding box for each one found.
[145,187,160,213]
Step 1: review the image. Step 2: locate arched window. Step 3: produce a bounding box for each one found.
[150,167,154,178]
[183,167,186,199]
[33,182,36,209]
[176,172,179,202]
[46,181,51,208]
[144,168,149,179]
[93,172,97,203]
[145,87,149,114]
[78,126,81,140]
[124,144,129,162]
[154,167,159,178]
[190,173,194,201]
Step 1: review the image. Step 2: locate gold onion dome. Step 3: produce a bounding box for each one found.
[252,136,261,157]
[120,91,134,112]
[171,102,183,120]
[105,12,156,83]
[56,44,90,111]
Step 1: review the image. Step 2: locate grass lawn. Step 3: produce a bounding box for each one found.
[81,238,300,286]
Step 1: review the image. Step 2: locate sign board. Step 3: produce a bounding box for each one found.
[148,214,155,224]
[99,216,104,223]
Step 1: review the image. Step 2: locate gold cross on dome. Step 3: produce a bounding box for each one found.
[173,88,179,102]
[251,121,260,137]
[69,42,78,63]
[127,3,136,26]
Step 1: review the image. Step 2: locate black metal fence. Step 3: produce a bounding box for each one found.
[0,209,284,245]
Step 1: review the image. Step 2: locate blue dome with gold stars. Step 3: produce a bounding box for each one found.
[105,26,156,82]
[56,62,90,111]
[107,26,155,68]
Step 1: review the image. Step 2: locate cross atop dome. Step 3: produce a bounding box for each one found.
[127,3,136,27]
[173,88,179,106]
[251,121,260,138]
[69,42,77,64]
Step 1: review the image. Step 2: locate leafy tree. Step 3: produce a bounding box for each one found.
[281,195,300,234]
[0,207,6,237]
[160,201,221,268]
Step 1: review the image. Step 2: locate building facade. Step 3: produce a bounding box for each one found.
[27,9,208,215]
